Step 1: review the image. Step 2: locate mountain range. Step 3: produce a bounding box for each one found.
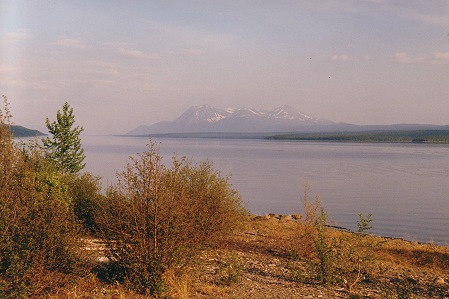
[127,105,336,135]
[127,104,448,136]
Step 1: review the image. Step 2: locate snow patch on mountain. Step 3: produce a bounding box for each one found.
[127,104,334,135]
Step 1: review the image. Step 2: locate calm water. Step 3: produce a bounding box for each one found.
[83,135,449,245]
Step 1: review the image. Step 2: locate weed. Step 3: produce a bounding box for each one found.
[215,255,242,286]
[379,279,414,299]
[357,213,373,233]
[315,207,336,284]
[287,260,308,283]
[297,184,321,259]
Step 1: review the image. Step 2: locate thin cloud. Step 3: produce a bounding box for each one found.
[178,48,204,56]
[80,60,120,78]
[331,54,352,62]
[317,1,449,27]
[403,7,449,27]
[4,29,30,43]
[393,52,414,64]
[118,47,150,59]
[393,51,449,65]
[430,51,449,65]
[54,38,87,49]
[0,63,50,90]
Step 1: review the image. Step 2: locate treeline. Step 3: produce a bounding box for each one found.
[0,96,246,298]
[267,130,449,144]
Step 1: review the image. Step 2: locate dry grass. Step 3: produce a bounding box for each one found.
[375,238,449,275]
[10,215,447,299]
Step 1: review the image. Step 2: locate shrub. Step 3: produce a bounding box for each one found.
[215,254,242,286]
[296,184,321,259]
[97,141,246,295]
[0,98,87,298]
[64,172,105,234]
[315,206,335,284]
[337,214,377,294]
[294,185,376,290]
[357,213,373,233]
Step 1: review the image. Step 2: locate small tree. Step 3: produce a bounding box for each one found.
[43,102,86,174]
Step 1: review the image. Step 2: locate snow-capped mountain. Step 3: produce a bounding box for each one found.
[174,105,232,124]
[268,105,314,121]
[127,105,334,135]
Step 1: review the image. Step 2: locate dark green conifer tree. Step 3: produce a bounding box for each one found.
[43,102,86,174]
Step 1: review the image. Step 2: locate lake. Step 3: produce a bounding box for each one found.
[83,135,449,245]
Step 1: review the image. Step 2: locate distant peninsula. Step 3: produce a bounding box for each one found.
[5,125,45,138]
[266,130,449,144]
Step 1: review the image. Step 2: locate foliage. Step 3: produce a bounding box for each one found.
[294,185,377,292]
[97,141,246,295]
[215,254,243,286]
[64,172,105,234]
[42,102,86,174]
[0,99,88,298]
[357,213,373,233]
[296,184,321,260]
[294,186,336,283]
[314,207,335,284]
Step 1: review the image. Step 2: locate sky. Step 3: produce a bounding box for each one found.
[1,0,449,135]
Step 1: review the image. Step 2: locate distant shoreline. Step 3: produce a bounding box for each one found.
[266,129,449,144]
[117,129,449,144]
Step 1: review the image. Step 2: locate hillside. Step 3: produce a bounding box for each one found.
[2,124,45,137]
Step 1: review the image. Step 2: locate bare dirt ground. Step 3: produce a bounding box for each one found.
[188,215,449,299]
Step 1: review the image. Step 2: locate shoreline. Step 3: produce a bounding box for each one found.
[250,213,448,247]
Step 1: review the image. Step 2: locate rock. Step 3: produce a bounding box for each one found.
[390,277,401,283]
[280,215,293,221]
[97,256,110,263]
[253,215,270,221]
[291,214,302,220]
[268,213,281,220]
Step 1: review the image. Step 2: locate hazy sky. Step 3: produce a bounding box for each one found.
[1,0,449,134]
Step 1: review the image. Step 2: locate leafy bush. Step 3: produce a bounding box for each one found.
[97,142,246,295]
[64,172,105,234]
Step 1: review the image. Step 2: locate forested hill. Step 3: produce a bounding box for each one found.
[4,125,45,137]
[266,130,449,144]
